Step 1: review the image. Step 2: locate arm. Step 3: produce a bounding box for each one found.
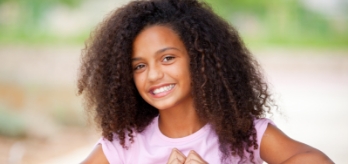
[166,148,208,164]
[260,124,333,164]
[80,144,109,164]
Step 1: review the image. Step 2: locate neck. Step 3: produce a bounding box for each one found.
[158,99,205,138]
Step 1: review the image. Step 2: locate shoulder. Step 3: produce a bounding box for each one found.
[96,134,127,163]
[254,118,275,129]
[247,118,275,163]
[90,117,159,163]
[259,121,333,163]
[253,118,275,145]
[81,133,128,164]
[80,144,108,164]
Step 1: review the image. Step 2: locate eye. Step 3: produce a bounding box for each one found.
[163,56,175,62]
[134,63,145,70]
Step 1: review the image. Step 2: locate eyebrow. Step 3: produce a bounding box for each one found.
[132,47,180,61]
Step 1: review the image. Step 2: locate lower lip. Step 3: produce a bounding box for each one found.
[151,85,175,98]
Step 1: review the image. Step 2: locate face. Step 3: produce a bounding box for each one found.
[132,25,192,111]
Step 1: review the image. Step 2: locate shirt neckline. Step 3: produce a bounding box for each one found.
[153,116,210,144]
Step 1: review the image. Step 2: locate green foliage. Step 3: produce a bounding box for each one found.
[0,0,83,7]
[0,0,82,26]
[0,0,347,48]
[204,0,348,48]
[0,0,85,45]
[0,106,26,137]
[0,27,89,46]
[49,105,87,127]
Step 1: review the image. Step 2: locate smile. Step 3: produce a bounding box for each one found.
[152,84,175,95]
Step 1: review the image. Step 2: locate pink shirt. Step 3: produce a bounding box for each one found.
[97,116,274,164]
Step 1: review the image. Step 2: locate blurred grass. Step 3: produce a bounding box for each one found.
[0,80,87,138]
[0,0,87,46]
[243,35,348,49]
[50,106,86,127]
[0,0,347,48]
[0,106,26,137]
[0,28,89,46]
[205,0,348,49]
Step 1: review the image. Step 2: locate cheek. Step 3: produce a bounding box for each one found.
[133,74,145,91]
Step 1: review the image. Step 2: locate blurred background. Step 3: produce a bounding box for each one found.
[0,0,347,163]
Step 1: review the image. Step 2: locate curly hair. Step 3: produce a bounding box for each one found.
[78,0,273,163]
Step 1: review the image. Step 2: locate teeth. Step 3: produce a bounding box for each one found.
[153,84,174,94]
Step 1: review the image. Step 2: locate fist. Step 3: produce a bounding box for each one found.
[167,148,208,164]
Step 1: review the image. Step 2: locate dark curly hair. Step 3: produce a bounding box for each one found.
[78,0,273,163]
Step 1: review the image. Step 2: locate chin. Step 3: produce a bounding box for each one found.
[152,104,173,111]
[150,101,177,111]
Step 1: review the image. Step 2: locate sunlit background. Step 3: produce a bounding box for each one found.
[0,0,347,163]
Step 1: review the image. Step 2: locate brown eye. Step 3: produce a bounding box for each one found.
[134,64,145,70]
[163,56,175,62]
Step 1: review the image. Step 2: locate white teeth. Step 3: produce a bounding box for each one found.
[153,84,175,95]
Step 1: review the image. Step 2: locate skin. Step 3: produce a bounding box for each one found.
[132,25,205,139]
[167,149,208,164]
[81,25,333,164]
[260,124,333,164]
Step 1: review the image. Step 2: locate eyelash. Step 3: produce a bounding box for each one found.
[134,64,145,70]
[133,56,175,71]
[163,56,175,62]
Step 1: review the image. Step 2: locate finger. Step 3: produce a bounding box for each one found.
[167,148,186,164]
[173,148,186,157]
[185,150,208,164]
[169,158,185,164]
[185,159,208,164]
[187,150,204,160]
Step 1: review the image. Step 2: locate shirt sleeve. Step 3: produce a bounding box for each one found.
[253,118,276,163]
[96,136,124,164]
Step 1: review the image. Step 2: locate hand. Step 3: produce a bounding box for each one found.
[184,150,208,164]
[167,148,187,164]
[167,149,208,164]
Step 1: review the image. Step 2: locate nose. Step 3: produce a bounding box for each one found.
[147,64,164,82]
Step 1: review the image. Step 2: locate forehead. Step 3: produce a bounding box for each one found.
[132,25,187,57]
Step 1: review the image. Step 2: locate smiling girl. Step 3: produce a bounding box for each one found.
[78,0,333,163]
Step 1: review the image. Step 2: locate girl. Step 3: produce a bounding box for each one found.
[78,0,333,163]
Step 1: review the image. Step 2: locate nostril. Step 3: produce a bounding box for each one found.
[148,66,164,81]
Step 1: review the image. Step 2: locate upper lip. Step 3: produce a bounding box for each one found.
[148,83,175,92]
